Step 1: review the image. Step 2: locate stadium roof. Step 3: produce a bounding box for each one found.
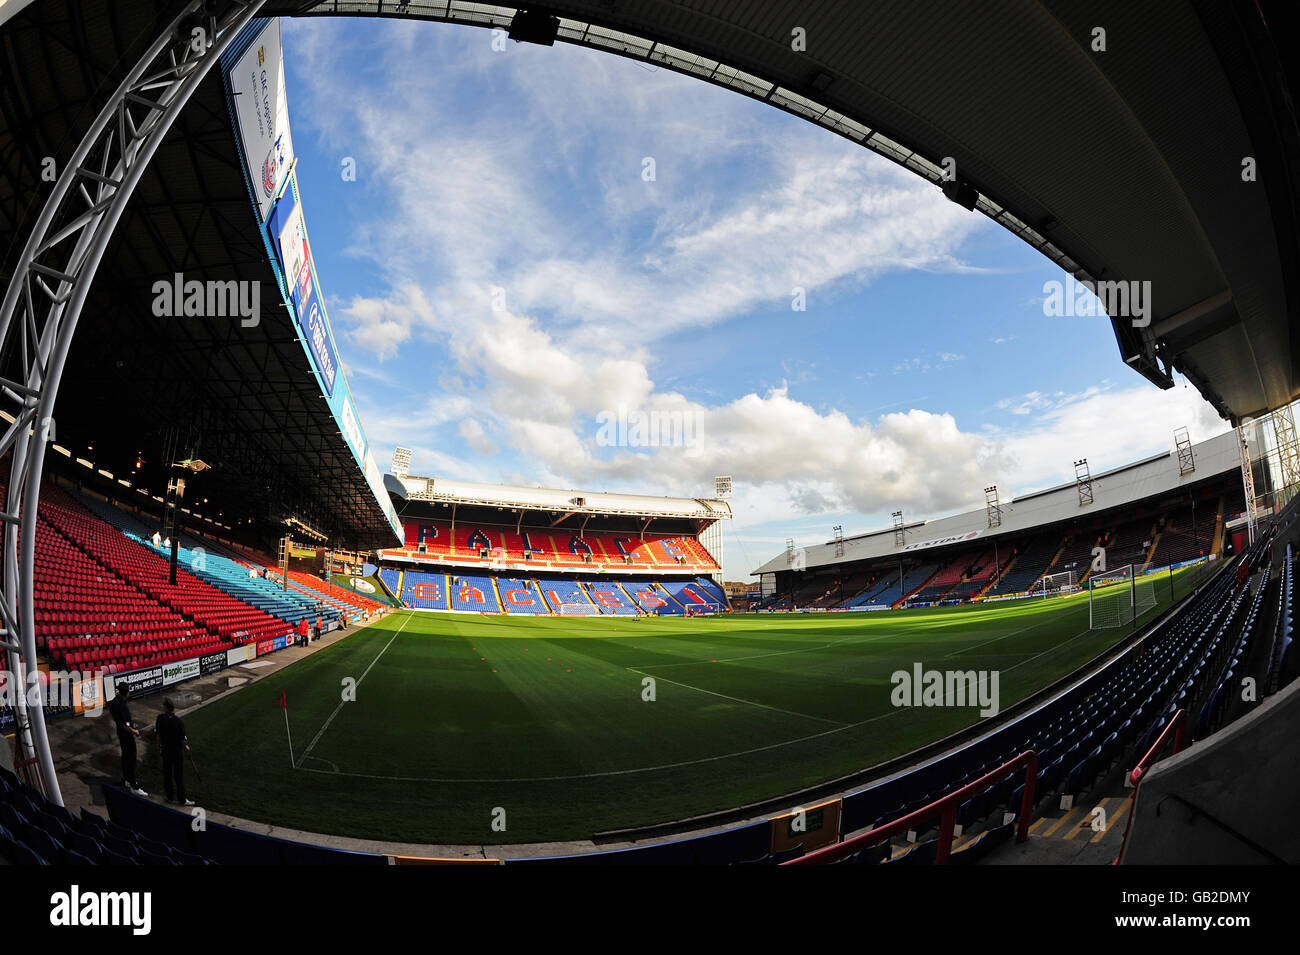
[391,473,731,522]
[0,1,401,549]
[266,0,1300,423]
[752,430,1242,576]
[3,0,1295,545]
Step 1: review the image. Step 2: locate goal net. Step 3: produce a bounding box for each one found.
[556,603,604,616]
[1033,570,1079,598]
[1088,565,1157,628]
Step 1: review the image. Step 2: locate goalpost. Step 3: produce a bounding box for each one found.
[1088,564,1157,628]
[556,603,604,616]
[1033,570,1079,598]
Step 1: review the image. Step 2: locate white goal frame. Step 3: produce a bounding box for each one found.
[556,603,604,616]
[1088,564,1157,628]
[1033,570,1079,598]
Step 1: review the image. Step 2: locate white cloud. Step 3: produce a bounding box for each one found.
[282,18,1233,573]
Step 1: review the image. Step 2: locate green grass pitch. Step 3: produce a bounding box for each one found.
[158,569,1198,845]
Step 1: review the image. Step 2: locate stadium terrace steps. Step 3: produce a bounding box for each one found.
[279,571,384,623]
[378,567,403,602]
[140,540,332,627]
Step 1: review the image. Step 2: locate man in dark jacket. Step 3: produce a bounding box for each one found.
[107,685,146,796]
[154,697,193,806]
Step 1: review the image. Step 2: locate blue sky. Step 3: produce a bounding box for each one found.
[279,17,1227,577]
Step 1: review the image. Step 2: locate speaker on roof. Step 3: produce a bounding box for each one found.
[508,9,560,46]
[942,179,978,211]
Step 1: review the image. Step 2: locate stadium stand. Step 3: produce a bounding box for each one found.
[621,580,675,614]
[36,514,216,674]
[983,533,1062,597]
[906,553,971,604]
[532,577,594,612]
[659,578,727,613]
[843,545,1259,850]
[40,485,293,650]
[280,570,384,624]
[498,578,550,614]
[147,543,335,628]
[447,574,502,612]
[581,580,641,614]
[1148,505,1212,567]
[384,565,728,615]
[378,567,403,601]
[388,519,720,573]
[398,569,446,610]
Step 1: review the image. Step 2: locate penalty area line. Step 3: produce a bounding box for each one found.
[293,610,414,769]
[294,705,905,785]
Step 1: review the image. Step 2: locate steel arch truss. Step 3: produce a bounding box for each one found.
[0,0,264,803]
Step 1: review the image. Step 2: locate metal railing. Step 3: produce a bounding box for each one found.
[785,751,1038,865]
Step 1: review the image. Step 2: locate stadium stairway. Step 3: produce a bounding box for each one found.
[976,552,1018,598]
[279,570,384,623]
[138,540,333,628]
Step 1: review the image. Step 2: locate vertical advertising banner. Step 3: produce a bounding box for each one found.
[227,18,295,222]
[272,180,339,397]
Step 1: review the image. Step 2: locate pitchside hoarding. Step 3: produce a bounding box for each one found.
[162,658,201,686]
[110,666,163,699]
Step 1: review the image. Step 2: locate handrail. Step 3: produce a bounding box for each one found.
[1113,708,1186,864]
[784,750,1037,865]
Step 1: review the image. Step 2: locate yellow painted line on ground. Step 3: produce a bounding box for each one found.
[1028,816,1047,834]
[1066,798,1110,840]
[1039,807,1081,838]
[1091,798,1130,843]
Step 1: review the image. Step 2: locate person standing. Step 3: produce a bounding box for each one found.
[107,685,146,796]
[154,697,193,806]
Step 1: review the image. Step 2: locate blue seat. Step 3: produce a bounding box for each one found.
[21,824,62,862]
[71,831,106,862]
[0,832,48,865]
[772,844,804,864]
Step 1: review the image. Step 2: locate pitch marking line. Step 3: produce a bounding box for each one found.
[288,613,1105,785]
[295,611,414,769]
[296,704,910,784]
[624,666,847,727]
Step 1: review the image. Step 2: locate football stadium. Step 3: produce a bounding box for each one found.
[1,0,1299,914]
